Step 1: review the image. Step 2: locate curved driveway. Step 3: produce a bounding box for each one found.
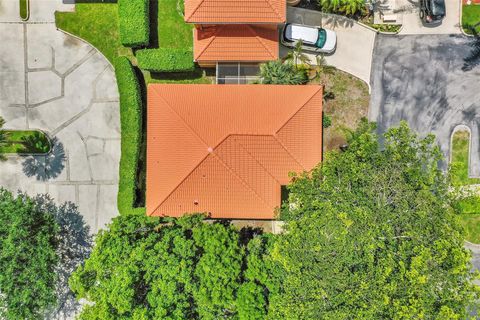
[0,12,120,233]
[283,7,377,87]
[369,34,480,175]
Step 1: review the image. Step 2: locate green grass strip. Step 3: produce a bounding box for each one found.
[19,0,29,20]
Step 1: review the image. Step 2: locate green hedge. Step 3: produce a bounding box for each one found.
[136,48,195,72]
[118,0,149,47]
[114,57,145,215]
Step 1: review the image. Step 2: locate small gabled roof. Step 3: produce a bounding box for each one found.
[184,0,286,23]
[194,25,278,62]
[146,84,323,219]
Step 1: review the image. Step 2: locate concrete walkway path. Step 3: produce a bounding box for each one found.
[0,15,120,233]
[0,0,74,22]
[283,7,377,87]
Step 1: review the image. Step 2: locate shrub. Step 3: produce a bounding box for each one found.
[118,0,149,47]
[323,113,332,128]
[258,60,308,85]
[318,0,365,15]
[136,48,195,72]
[114,57,145,215]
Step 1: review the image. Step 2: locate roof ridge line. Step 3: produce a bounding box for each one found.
[233,134,283,186]
[213,141,274,210]
[275,86,322,134]
[195,26,220,60]
[184,0,207,22]
[248,25,277,59]
[148,152,211,216]
[272,135,306,171]
[264,0,283,21]
[152,86,210,148]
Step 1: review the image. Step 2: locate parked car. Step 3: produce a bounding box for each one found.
[419,0,445,24]
[281,23,337,54]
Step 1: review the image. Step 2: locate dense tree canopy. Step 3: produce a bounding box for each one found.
[0,189,59,319]
[271,120,479,319]
[69,214,279,319]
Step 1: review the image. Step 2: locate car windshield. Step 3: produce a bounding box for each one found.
[431,0,445,16]
[316,29,327,48]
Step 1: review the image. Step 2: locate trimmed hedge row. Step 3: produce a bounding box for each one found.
[136,48,195,72]
[118,0,149,47]
[114,57,145,215]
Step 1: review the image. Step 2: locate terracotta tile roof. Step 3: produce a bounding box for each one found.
[194,25,278,62]
[147,84,323,219]
[184,0,286,23]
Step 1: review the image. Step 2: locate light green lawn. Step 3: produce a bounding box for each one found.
[450,131,480,243]
[55,3,132,64]
[462,5,480,34]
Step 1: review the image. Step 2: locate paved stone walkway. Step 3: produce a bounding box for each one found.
[0,15,120,233]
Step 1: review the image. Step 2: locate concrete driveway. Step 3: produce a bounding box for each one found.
[398,0,462,35]
[0,0,74,22]
[0,20,120,232]
[369,34,480,175]
[283,7,377,86]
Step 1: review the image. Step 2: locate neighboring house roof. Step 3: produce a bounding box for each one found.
[194,25,278,62]
[146,84,323,219]
[184,0,286,23]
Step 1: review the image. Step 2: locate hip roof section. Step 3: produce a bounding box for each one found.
[184,0,286,23]
[147,84,323,219]
[194,25,279,62]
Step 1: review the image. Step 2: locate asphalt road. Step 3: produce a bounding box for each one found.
[369,34,480,175]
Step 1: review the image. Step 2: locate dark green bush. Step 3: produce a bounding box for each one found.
[136,48,195,72]
[323,113,332,128]
[118,0,149,47]
[114,57,145,215]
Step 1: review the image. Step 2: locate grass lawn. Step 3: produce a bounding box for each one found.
[0,130,51,154]
[459,214,480,244]
[55,3,132,64]
[450,130,480,243]
[462,5,480,34]
[315,70,370,151]
[19,0,29,20]
[450,130,480,186]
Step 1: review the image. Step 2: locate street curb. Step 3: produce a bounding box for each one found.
[465,240,480,248]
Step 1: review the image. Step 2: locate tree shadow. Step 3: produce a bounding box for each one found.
[462,24,480,72]
[22,138,66,181]
[34,195,92,319]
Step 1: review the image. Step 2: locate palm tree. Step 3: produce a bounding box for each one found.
[258,60,308,85]
[0,117,9,161]
[309,54,336,83]
[284,40,310,68]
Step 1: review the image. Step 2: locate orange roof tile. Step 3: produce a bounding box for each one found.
[147,84,323,219]
[194,25,278,62]
[184,0,286,23]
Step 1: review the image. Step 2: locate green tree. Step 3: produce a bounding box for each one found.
[284,40,310,68]
[318,0,365,15]
[271,120,479,319]
[0,189,59,320]
[258,60,308,85]
[69,214,278,319]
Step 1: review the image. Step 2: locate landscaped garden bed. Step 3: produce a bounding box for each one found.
[0,130,51,154]
[462,4,480,34]
[314,69,370,151]
[19,0,29,20]
[449,130,480,243]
